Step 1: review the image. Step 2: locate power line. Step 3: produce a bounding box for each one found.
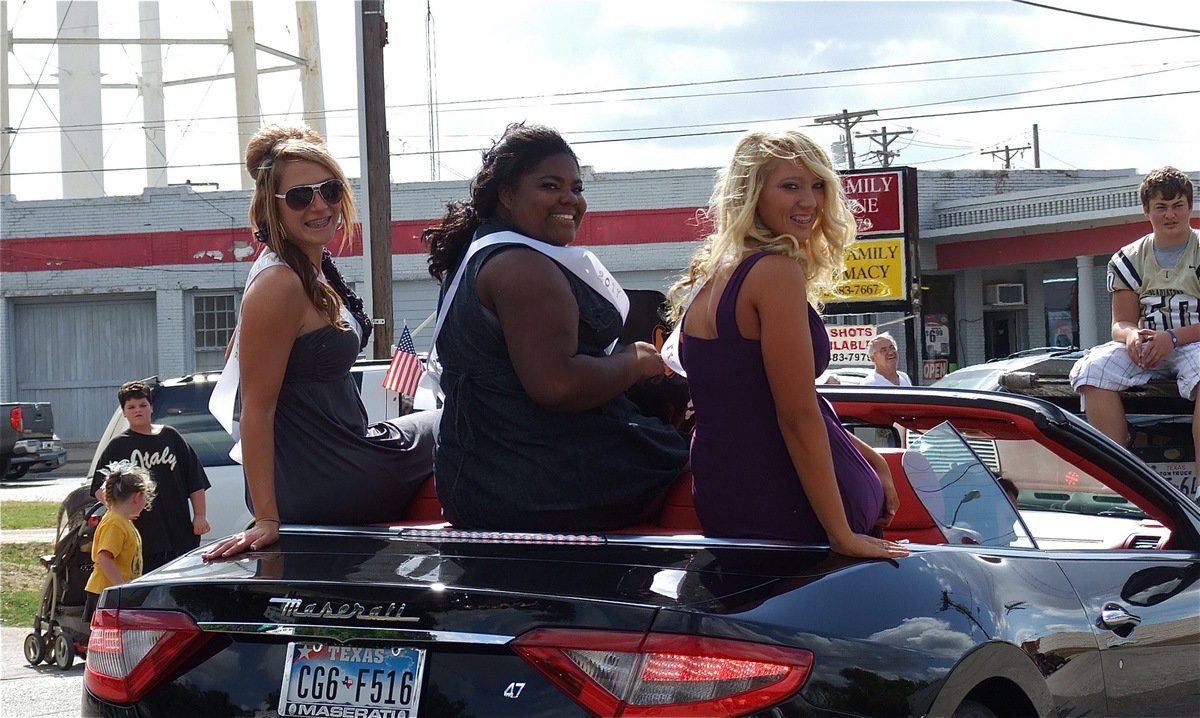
[6,33,1198,136]
[392,33,1200,107]
[9,86,1197,178]
[877,88,1200,124]
[419,61,1200,117]
[981,144,1031,169]
[1010,0,1200,34]
[12,58,1196,162]
[856,127,914,168]
[2,0,73,167]
[872,62,1200,115]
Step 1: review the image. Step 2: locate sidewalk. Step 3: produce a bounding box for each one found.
[1,474,89,544]
[1,528,56,544]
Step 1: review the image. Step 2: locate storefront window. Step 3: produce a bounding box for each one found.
[1043,276,1078,349]
[922,275,957,378]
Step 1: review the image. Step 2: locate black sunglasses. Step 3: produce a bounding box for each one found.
[275,178,345,211]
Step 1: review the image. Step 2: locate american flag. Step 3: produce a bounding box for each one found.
[382,323,425,397]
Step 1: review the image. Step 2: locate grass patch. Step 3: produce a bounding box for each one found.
[0,501,59,530]
[1,542,52,626]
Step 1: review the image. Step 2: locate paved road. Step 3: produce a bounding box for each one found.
[1,624,85,715]
[1,474,89,545]
[0,473,89,504]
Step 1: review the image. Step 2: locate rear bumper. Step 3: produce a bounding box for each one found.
[81,689,130,717]
[10,438,67,472]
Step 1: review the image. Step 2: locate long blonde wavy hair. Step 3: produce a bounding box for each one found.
[245,124,358,328]
[667,129,856,321]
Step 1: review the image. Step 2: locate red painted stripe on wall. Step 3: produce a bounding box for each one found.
[934,220,1200,271]
[1,207,708,273]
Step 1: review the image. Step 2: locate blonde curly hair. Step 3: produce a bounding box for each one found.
[667,129,856,320]
[100,461,157,510]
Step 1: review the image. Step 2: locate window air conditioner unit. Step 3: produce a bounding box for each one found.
[986,283,1025,306]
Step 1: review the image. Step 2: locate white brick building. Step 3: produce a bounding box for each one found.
[3,165,1195,443]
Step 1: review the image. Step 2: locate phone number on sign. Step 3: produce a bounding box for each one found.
[831,352,869,364]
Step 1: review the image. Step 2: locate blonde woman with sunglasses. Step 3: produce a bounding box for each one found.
[203,125,437,560]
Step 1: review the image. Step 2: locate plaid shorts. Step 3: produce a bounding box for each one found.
[1069,340,1200,402]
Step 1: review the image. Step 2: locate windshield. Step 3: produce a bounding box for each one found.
[906,422,1034,548]
[152,380,237,468]
[930,367,1001,391]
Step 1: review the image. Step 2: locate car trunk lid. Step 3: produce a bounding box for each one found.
[94,528,843,716]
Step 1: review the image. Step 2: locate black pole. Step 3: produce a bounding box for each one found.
[361,1,393,359]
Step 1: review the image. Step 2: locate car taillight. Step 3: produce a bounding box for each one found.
[9,407,22,433]
[85,609,211,704]
[512,628,813,717]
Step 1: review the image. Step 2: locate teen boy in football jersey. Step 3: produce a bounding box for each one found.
[1070,167,1198,495]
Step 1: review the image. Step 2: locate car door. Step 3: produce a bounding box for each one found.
[1055,553,1200,716]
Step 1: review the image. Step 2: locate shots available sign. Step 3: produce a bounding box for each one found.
[828,325,875,366]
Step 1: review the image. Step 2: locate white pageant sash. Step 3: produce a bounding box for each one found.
[660,322,686,378]
[659,280,699,378]
[414,231,629,410]
[208,251,357,462]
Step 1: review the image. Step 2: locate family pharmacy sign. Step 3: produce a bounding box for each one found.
[823,167,919,315]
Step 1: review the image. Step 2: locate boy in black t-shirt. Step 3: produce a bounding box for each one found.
[91,380,211,571]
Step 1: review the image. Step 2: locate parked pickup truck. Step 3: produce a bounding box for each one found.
[1,402,67,479]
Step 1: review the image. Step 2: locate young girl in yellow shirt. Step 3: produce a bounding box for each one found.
[83,461,157,623]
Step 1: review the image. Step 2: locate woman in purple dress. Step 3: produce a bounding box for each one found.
[668,129,907,559]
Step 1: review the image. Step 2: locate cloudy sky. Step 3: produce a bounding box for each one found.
[4,0,1198,201]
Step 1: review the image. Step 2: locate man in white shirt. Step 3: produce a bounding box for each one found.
[864,333,913,387]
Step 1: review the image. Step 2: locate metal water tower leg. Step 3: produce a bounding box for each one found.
[296,1,326,139]
[139,1,167,188]
[230,1,261,190]
[1,0,11,197]
[57,1,103,198]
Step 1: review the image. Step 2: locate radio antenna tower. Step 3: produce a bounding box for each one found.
[425,0,441,180]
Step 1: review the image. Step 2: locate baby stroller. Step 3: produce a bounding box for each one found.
[23,484,102,670]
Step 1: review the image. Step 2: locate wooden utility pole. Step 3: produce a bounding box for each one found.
[855,126,912,168]
[814,108,877,170]
[360,1,393,359]
[981,144,1030,170]
[1032,124,1041,168]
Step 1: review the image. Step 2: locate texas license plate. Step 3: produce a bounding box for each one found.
[278,643,425,718]
[1149,462,1197,501]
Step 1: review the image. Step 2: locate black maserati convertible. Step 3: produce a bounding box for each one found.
[82,387,1199,717]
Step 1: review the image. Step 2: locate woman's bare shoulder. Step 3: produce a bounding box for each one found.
[744,253,807,292]
[244,264,304,302]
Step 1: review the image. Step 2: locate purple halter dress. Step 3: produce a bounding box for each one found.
[681,252,884,542]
